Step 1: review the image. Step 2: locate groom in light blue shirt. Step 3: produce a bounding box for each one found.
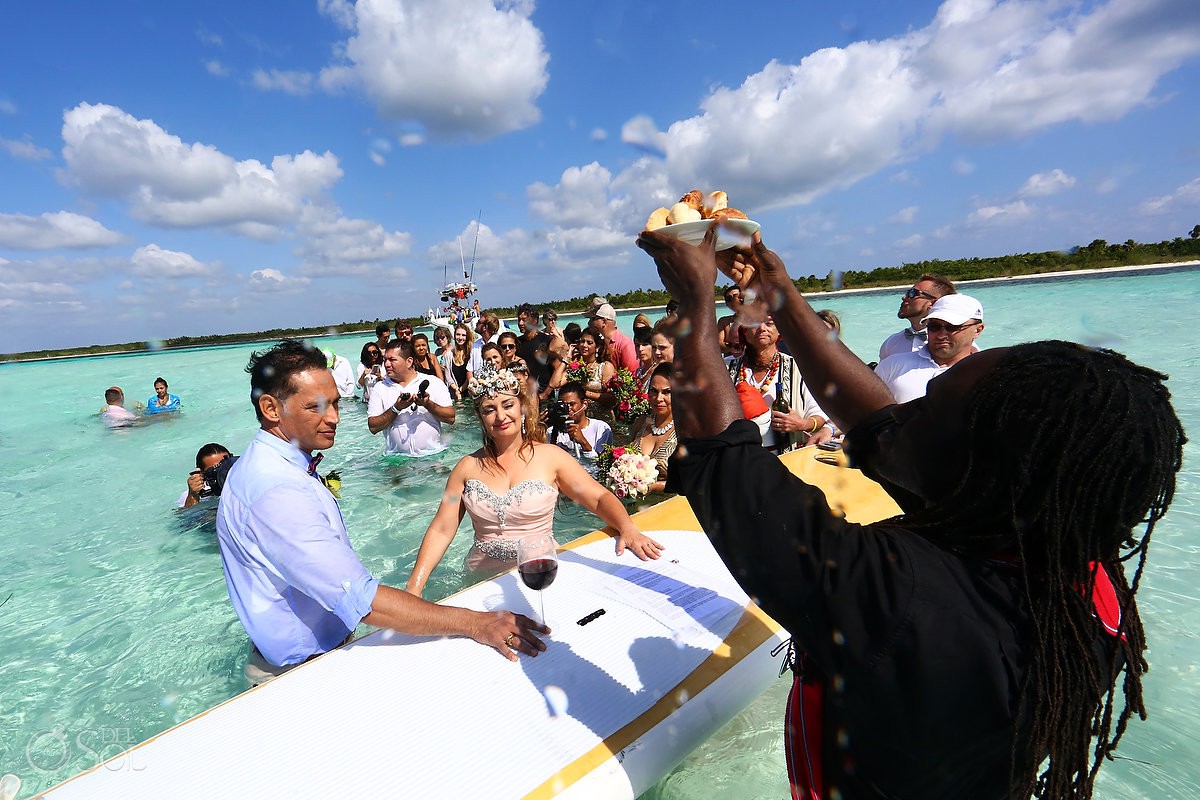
[216,339,546,682]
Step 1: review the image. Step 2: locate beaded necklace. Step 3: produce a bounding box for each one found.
[742,352,780,394]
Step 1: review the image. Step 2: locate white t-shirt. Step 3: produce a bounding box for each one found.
[329,355,358,399]
[368,375,452,456]
[102,404,138,428]
[874,346,949,404]
[552,417,612,461]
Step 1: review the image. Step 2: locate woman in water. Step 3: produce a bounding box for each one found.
[630,363,677,495]
[145,377,181,414]
[405,365,663,595]
[411,333,445,381]
[449,324,474,401]
[357,342,385,403]
[575,328,615,407]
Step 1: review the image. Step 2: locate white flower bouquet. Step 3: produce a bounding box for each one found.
[602,448,659,501]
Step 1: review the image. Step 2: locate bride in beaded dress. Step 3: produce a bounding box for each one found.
[405,365,664,597]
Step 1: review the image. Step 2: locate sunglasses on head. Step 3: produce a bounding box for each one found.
[904,288,937,301]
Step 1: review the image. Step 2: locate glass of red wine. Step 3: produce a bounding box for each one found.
[518,534,558,627]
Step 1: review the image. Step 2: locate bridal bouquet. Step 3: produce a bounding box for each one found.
[598,445,658,501]
[605,368,649,423]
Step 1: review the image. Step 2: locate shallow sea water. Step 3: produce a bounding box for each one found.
[1,267,1198,798]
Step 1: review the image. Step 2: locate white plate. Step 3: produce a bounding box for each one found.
[651,218,760,251]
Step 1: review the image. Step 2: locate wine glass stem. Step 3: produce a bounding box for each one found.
[540,591,546,628]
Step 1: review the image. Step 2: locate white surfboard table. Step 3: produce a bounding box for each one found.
[41,449,899,799]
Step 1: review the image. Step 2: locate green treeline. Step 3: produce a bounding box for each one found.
[5,228,1198,363]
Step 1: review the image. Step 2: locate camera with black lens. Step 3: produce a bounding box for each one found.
[198,454,238,499]
[547,398,570,440]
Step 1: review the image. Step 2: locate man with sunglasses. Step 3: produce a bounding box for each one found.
[875,294,984,403]
[878,274,956,361]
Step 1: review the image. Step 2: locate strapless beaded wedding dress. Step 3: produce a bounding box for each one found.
[461,478,558,576]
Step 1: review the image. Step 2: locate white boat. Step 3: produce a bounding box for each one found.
[424,220,482,328]
[41,450,900,799]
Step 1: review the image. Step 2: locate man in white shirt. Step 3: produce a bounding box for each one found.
[367,340,455,457]
[878,274,957,362]
[100,386,139,427]
[323,349,358,399]
[875,294,985,404]
[217,339,544,683]
[469,312,500,374]
[550,381,612,461]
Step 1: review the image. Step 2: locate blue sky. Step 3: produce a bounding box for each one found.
[2,0,1199,353]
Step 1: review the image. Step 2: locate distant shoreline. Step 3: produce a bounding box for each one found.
[5,260,1198,365]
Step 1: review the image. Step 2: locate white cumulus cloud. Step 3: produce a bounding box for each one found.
[966,200,1035,225]
[1138,176,1200,214]
[625,0,1200,211]
[130,244,219,278]
[888,205,920,224]
[1019,168,1076,197]
[61,103,342,233]
[247,268,310,292]
[295,206,414,276]
[0,211,125,250]
[315,0,549,141]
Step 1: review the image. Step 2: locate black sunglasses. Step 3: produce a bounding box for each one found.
[903,287,937,301]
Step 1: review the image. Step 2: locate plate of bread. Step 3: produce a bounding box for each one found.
[643,190,759,251]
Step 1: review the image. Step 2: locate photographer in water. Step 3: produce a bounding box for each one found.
[179,443,237,508]
[548,381,612,462]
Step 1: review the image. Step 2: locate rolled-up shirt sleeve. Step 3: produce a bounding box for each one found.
[249,483,379,629]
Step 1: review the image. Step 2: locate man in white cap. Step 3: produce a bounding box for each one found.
[874,294,984,404]
[585,295,608,317]
[588,302,639,373]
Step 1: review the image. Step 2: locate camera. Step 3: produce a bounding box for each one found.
[547,398,570,441]
[197,454,238,499]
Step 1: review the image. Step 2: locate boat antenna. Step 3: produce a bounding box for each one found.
[466,210,481,283]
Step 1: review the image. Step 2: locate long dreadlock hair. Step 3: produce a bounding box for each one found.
[906,341,1185,799]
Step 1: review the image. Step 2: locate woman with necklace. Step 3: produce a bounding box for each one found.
[726,316,831,452]
[405,365,663,595]
[632,363,678,494]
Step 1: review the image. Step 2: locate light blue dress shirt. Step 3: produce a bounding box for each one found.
[216,429,379,666]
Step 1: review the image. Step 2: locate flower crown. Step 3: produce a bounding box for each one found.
[468,364,522,402]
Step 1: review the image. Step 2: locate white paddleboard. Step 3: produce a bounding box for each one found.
[40,527,788,799]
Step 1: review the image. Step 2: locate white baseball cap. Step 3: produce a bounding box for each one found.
[924,294,983,326]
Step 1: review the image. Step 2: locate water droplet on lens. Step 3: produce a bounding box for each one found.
[832,629,845,646]
[146,339,165,351]
[381,629,396,641]
[160,693,178,709]
[544,685,569,717]
[676,688,690,703]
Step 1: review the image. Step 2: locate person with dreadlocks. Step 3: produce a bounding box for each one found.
[636,226,1185,800]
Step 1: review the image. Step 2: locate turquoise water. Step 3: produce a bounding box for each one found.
[1,268,1198,798]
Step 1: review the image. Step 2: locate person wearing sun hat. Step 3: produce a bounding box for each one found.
[873,293,985,404]
[322,348,359,400]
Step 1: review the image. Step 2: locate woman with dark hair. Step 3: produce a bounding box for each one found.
[633,326,655,392]
[496,330,527,372]
[630,363,677,494]
[575,328,615,406]
[411,333,445,381]
[638,225,1186,800]
[146,377,181,414]
[357,341,385,403]
[404,365,663,593]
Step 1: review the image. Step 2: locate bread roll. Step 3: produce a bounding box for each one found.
[645,207,670,231]
[702,191,728,218]
[679,190,704,211]
[667,202,702,224]
[712,207,748,221]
